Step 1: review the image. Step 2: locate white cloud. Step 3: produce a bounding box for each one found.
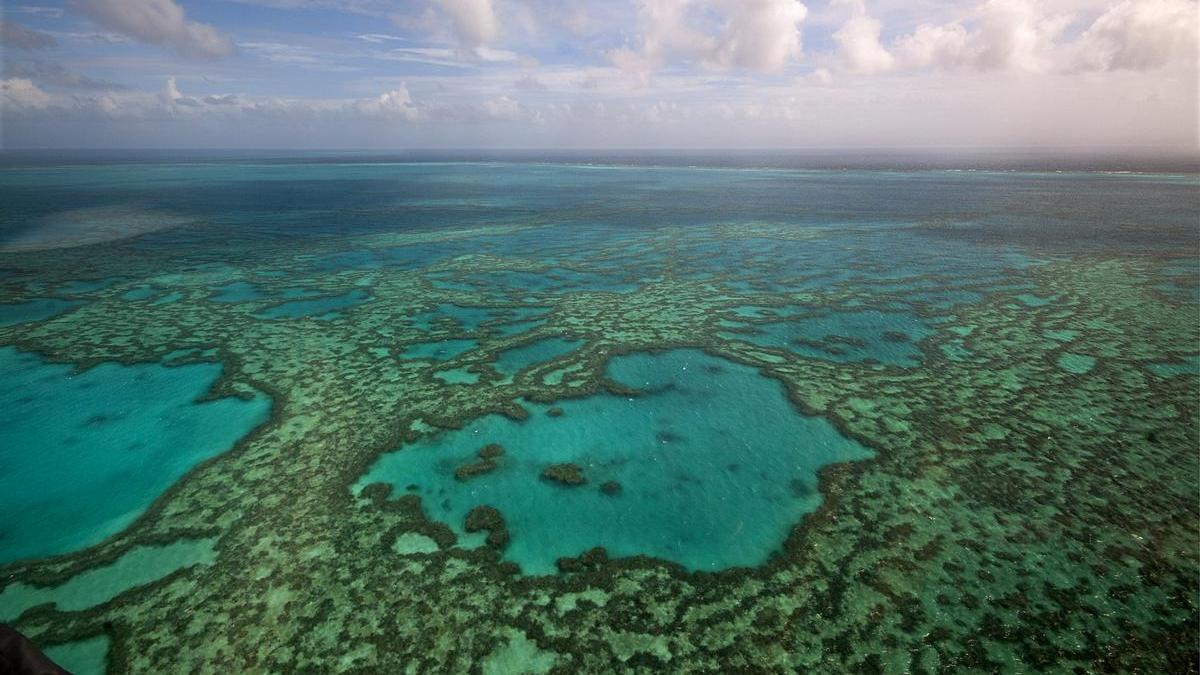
[832,0,895,74]
[612,0,808,78]
[709,0,808,71]
[3,0,1197,150]
[890,0,1063,73]
[481,94,521,119]
[970,0,1067,71]
[1071,0,1198,71]
[894,22,971,70]
[356,33,407,43]
[71,0,235,58]
[161,75,203,107]
[435,0,499,50]
[853,0,1190,75]
[12,6,66,19]
[2,78,52,110]
[354,85,420,119]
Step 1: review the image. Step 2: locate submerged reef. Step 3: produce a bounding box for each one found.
[0,165,1196,673]
[541,463,587,486]
[454,444,506,482]
[464,506,510,551]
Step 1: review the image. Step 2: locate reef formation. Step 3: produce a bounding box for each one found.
[0,163,1195,673]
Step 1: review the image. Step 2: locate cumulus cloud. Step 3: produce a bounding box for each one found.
[161,75,203,107]
[893,23,971,70]
[1071,0,1198,71]
[434,0,499,50]
[832,0,894,74]
[353,85,420,120]
[3,0,1196,150]
[972,0,1067,71]
[837,0,1196,75]
[884,0,1070,72]
[710,0,808,71]
[1,20,57,49]
[1,78,52,110]
[71,0,234,58]
[612,0,808,77]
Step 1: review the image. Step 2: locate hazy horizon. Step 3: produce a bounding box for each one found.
[2,0,1198,151]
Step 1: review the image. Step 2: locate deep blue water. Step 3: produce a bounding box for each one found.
[2,157,1196,255]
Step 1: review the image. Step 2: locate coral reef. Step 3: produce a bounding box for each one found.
[464,506,509,550]
[540,463,586,486]
[0,164,1194,672]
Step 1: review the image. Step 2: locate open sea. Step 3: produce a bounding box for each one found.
[0,151,1196,672]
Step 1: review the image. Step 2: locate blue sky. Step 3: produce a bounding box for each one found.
[1,0,1197,149]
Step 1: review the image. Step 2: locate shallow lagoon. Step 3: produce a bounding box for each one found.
[0,348,269,564]
[359,349,872,574]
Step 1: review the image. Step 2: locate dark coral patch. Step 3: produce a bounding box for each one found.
[541,462,586,486]
[556,546,609,573]
[464,505,509,550]
[454,459,497,482]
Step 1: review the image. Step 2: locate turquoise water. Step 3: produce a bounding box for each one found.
[359,349,873,574]
[151,291,183,305]
[0,298,83,326]
[44,635,109,675]
[210,281,265,303]
[493,319,545,336]
[256,289,370,319]
[44,634,110,672]
[1147,355,1200,378]
[0,348,269,564]
[407,304,497,332]
[493,337,583,378]
[0,538,216,622]
[400,338,478,361]
[121,286,158,301]
[0,156,1196,671]
[58,278,122,295]
[720,309,932,367]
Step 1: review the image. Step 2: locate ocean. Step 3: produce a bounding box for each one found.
[0,152,1196,672]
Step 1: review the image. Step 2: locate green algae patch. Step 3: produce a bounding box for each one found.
[1044,329,1079,342]
[1016,293,1056,306]
[482,629,558,675]
[392,533,440,555]
[1057,352,1097,374]
[0,538,216,622]
[400,339,477,361]
[434,366,481,384]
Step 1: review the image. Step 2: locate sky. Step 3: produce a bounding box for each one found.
[0,0,1197,150]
